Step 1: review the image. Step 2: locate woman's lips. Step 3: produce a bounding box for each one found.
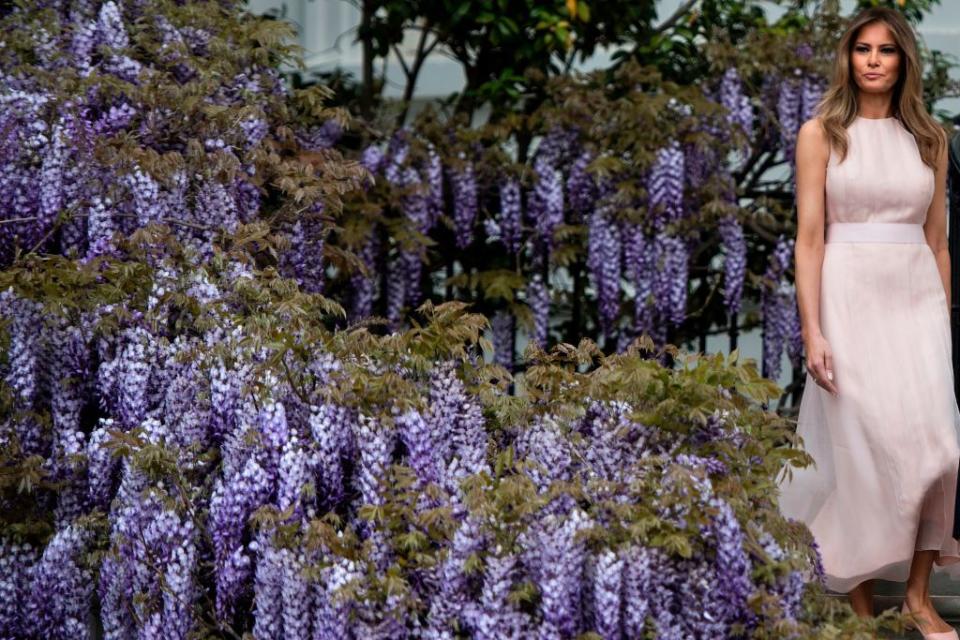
[864,73,883,79]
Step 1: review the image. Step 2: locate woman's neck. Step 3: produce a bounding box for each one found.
[857,92,895,120]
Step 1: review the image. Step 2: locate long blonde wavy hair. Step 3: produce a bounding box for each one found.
[815,7,945,168]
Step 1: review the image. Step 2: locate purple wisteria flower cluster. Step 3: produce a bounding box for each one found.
[718,213,748,319]
[719,67,756,151]
[777,67,826,167]
[701,63,815,364]
[0,0,332,275]
[761,235,804,380]
[0,256,818,638]
[357,123,705,353]
[343,60,819,373]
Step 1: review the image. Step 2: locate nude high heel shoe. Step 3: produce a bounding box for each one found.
[901,600,960,640]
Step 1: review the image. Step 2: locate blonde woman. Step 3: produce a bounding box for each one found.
[776,7,960,638]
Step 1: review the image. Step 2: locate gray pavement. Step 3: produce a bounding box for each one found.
[825,574,960,638]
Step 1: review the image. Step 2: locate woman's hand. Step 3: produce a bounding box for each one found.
[805,333,839,396]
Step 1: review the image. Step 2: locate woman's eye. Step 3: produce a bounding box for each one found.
[855,46,896,54]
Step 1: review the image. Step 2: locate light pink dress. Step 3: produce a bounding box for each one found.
[776,115,960,593]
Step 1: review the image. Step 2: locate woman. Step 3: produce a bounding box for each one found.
[776,6,960,638]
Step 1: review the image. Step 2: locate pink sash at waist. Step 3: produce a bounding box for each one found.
[825,222,926,244]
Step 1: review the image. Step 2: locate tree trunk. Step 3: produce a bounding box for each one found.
[359,0,376,121]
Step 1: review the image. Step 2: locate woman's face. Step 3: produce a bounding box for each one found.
[851,21,901,95]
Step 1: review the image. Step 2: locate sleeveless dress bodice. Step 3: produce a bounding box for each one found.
[825,116,935,225]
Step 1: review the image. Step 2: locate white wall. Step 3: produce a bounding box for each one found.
[246,0,465,98]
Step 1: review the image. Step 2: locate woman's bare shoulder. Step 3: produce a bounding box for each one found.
[798,116,829,143]
[796,116,831,159]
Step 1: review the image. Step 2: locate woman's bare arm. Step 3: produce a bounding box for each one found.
[922,130,950,310]
[794,117,838,394]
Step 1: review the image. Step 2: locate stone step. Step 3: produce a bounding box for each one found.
[825,592,960,617]
[823,595,960,638]
[827,573,960,611]
[824,577,960,638]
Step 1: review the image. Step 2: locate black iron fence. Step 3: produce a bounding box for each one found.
[950,130,960,404]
